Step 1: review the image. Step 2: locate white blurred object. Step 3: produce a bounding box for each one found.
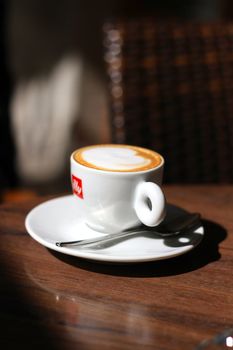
[11,56,82,183]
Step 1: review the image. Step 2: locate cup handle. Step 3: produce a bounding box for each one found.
[134,182,166,227]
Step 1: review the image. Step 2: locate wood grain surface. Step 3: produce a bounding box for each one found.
[0,185,232,350]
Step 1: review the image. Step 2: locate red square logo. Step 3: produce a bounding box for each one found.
[72,175,84,199]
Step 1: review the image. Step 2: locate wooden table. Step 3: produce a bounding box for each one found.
[0,185,233,350]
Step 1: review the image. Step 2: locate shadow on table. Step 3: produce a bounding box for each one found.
[52,217,227,278]
[0,261,59,350]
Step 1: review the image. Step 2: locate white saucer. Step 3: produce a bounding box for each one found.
[25,195,204,264]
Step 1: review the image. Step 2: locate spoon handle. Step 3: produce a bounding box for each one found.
[56,229,139,247]
[56,213,201,248]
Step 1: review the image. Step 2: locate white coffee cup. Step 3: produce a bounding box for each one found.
[71,144,166,233]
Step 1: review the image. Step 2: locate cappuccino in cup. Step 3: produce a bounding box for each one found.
[71,144,165,233]
[73,144,162,172]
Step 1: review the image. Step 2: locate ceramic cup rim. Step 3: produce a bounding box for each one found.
[71,145,164,176]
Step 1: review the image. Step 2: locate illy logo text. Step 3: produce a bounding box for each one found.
[72,175,83,199]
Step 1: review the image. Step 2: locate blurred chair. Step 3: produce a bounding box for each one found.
[104,19,233,183]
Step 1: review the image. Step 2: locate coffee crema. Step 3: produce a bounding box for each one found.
[73,144,162,172]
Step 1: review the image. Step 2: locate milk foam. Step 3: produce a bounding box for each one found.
[83,146,150,170]
[74,145,162,172]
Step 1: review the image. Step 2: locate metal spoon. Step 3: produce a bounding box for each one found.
[56,212,201,247]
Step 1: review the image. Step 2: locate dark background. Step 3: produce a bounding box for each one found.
[1,0,233,199]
